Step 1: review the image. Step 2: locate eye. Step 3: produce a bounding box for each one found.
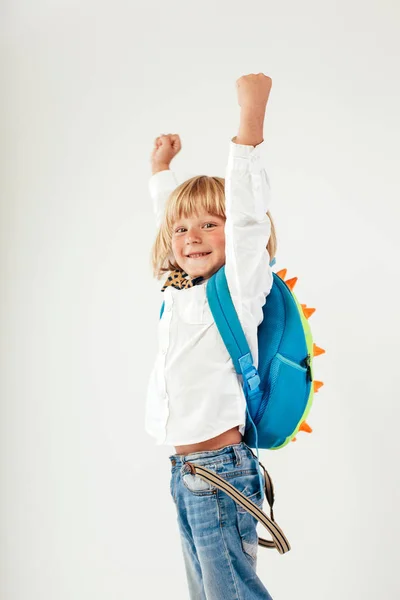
[174,223,216,234]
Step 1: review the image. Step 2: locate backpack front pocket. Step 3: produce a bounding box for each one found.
[258,353,309,445]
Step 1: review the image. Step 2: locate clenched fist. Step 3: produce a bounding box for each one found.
[236,73,272,111]
[151,134,182,173]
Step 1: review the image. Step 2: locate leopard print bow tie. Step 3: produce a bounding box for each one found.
[161,269,205,292]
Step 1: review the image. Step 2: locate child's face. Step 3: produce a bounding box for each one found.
[171,210,226,280]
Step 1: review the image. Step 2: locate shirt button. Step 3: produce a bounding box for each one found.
[161,347,167,355]
[166,305,172,312]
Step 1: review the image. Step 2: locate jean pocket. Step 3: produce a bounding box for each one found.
[236,487,264,513]
[181,462,218,496]
[226,465,264,514]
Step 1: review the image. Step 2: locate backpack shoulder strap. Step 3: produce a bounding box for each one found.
[206,266,260,392]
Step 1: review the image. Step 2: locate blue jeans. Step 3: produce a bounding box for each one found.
[169,442,273,600]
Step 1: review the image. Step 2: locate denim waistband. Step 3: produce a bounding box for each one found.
[169,442,254,467]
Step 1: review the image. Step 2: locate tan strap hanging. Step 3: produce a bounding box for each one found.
[185,459,291,555]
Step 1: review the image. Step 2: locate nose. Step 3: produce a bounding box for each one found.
[185,229,202,244]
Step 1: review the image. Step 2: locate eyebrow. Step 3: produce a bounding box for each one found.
[174,214,224,224]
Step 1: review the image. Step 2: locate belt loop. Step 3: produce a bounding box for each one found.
[233,445,242,467]
[185,461,196,475]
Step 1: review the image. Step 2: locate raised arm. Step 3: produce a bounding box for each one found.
[149,134,182,228]
[224,74,274,333]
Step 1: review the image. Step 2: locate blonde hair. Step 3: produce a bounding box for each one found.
[151,175,277,279]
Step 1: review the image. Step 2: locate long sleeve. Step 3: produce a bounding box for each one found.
[224,136,273,331]
[148,169,180,229]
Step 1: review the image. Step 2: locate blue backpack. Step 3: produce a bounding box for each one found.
[206,258,325,456]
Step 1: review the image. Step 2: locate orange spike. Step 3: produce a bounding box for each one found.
[314,380,324,393]
[303,307,316,319]
[285,277,298,291]
[313,343,325,356]
[301,303,307,310]
[299,421,313,433]
[276,268,287,280]
[291,437,297,442]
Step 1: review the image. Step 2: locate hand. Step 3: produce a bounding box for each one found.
[236,73,272,113]
[235,74,272,146]
[151,134,182,170]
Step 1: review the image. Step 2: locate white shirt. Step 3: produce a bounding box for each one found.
[145,137,274,446]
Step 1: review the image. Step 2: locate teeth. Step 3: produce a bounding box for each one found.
[189,253,209,258]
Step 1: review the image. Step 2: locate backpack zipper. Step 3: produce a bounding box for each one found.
[276,353,307,372]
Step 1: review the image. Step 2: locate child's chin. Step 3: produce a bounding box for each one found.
[188,268,208,278]
[187,262,223,280]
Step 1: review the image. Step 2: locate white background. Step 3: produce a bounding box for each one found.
[1,1,400,598]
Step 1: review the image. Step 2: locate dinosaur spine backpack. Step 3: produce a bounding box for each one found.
[206,258,325,453]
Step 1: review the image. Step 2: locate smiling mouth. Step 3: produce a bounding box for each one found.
[187,252,211,259]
